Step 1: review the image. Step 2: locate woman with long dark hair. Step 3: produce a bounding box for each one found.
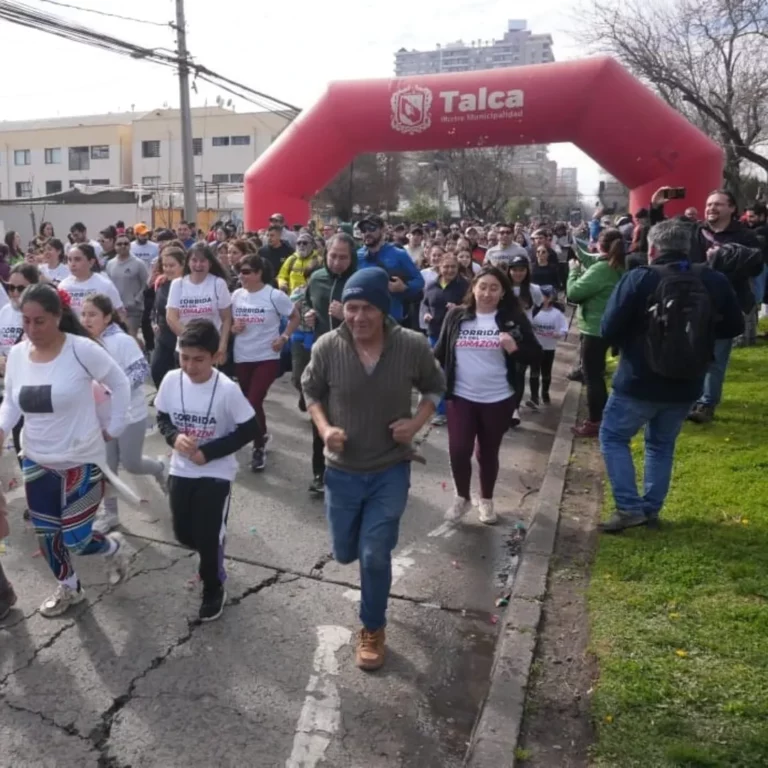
[34,221,55,250]
[151,246,185,387]
[567,227,625,437]
[4,231,24,263]
[81,293,167,533]
[0,284,133,616]
[434,266,541,525]
[59,244,123,318]
[166,242,232,366]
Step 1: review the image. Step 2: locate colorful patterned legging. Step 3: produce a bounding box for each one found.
[23,460,110,582]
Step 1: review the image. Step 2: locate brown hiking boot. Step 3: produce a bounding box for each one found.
[356,627,386,671]
[572,419,601,438]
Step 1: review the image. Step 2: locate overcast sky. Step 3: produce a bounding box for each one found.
[1,0,602,196]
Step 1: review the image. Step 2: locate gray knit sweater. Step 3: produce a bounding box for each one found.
[301,319,445,474]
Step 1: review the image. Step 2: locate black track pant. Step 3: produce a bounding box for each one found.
[529,349,556,401]
[169,476,231,593]
[582,335,609,422]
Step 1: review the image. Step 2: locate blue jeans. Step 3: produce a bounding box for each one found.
[599,392,691,518]
[753,265,767,306]
[428,335,446,416]
[697,337,733,407]
[324,462,411,631]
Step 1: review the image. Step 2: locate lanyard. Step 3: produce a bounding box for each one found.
[179,370,219,438]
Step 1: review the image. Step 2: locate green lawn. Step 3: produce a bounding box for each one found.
[589,331,768,768]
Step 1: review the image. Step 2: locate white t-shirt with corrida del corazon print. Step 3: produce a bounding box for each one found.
[58,273,125,318]
[0,304,23,356]
[167,274,231,345]
[231,285,294,363]
[452,311,513,404]
[154,368,255,482]
[530,306,569,351]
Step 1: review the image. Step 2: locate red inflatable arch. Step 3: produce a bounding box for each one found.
[244,56,723,229]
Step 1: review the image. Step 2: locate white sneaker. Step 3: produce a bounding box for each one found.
[92,508,119,535]
[40,583,86,618]
[105,532,132,585]
[478,499,498,525]
[445,495,471,522]
[155,457,170,495]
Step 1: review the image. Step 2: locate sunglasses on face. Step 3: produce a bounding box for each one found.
[297,240,312,246]
[238,268,254,276]
[4,283,25,293]
[359,224,379,233]
[116,241,130,247]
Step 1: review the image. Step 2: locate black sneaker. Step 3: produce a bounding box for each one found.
[566,369,584,383]
[525,398,540,411]
[199,586,226,622]
[251,447,266,472]
[298,395,307,412]
[542,392,551,405]
[0,580,18,620]
[687,404,715,424]
[599,511,648,534]
[510,410,521,429]
[308,475,325,497]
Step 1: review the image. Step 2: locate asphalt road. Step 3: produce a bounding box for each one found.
[0,350,571,768]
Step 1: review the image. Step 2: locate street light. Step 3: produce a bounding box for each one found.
[418,158,448,219]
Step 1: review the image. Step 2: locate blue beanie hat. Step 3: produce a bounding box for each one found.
[341,267,391,316]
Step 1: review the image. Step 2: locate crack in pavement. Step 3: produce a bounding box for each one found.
[88,569,282,767]
[309,551,334,577]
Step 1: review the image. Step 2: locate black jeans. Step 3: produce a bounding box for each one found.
[169,476,231,592]
[311,422,325,479]
[142,287,155,352]
[512,361,528,411]
[582,334,609,422]
[150,343,177,389]
[529,349,556,401]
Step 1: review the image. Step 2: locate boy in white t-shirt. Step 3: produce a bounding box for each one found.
[155,319,258,622]
[528,285,569,406]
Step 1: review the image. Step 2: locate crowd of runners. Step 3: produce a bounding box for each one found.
[0,191,765,670]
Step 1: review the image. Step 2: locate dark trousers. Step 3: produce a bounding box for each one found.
[583,334,609,422]
[446,395,515,500]
[142,287,155,352]
[169,476,231,592]
[529,349,556,401]
[150,343,177,389]
[11,417,22,468]
[311,422,325,479]
[235,360,278,446]
[512,361,528,411]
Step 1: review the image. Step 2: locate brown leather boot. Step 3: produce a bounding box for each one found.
[356,627,386,671]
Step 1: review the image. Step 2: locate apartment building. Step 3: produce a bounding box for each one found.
[132,106,289,191]
[0,106,290,200]
[0,113,134,200]
[395,20,554,77]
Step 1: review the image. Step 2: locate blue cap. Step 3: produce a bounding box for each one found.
[539,284,555,296]
[341,266,391,316]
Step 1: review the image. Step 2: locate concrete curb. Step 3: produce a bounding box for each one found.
[464,373,582,767]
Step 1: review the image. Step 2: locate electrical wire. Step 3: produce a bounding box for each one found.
[0,0,301,118]
[34,0,171,27]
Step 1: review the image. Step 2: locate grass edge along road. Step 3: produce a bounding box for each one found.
[589,333,768,768]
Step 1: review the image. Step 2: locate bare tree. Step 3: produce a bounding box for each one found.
[315,153,402,220]
[575,0,768,202]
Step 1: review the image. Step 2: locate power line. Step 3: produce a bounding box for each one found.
[35,0,171,27]
[0,0,301,117]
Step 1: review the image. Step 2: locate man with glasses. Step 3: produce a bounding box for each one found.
[485,223,529,268]
[99,226,117,263]
[356,215,424,324]
[106,235,150,336]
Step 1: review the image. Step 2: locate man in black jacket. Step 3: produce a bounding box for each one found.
[650,187,763,423]
[598,218,744,532]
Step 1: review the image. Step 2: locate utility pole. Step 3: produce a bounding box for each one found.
[175,0,197,226]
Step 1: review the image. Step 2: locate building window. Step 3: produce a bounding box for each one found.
[14,150,31,166]
[229,173,244,183]
[212,136,230,147]
[91,178,110,186]
[231,135,250,146]
[90,145,110,160]
[211,173,229,183]
[142,140,161,158]
[15,181,32,197]
[45,147,62,165]
[142,176,161,186]
[69,180,90,188]
[193,138,203,156]
[68,146,90,171]
[45,180,62,195]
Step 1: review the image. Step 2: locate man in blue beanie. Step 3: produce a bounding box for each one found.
[301,267,445,671]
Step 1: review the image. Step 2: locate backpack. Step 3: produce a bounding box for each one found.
[644,262,715,379]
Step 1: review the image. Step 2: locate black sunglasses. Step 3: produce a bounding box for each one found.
[359,223,379,233]
[4,283,25,293]
[238,268,254,275]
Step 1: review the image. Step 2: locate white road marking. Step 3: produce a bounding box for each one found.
[285,625,351,768]
[426,521,457,539]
